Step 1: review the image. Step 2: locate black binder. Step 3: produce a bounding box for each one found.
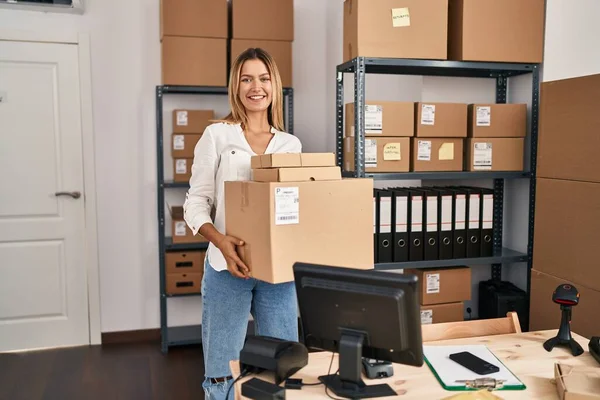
[426,187,454,260]
[376,190,393,263]
[479,188,494,257]
[446,188,467,259]
[410,188,439,261]
[391,189,409,262]
[406,189,424,262]
[372,189,378,264]
[462,187,481,258]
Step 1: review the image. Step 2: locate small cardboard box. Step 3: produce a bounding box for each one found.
[166,272,203,295]
[344,137,411,173]
[231,39,293,87]
[468,104,527,138]
[172,110,214,134]
[225,179,374,283]
[344,0,448,62]
[420,302,464,324]
[405,267,471,306]
[345,101,415,137]
[161,37,226,86]
[172,134,201,158]
[160,0,227,39]
[173,158,192,183]
[232,0,294,41]
[253,167,341,183]
[465,138,524,171]
[448,0,545,63]
[165,251,205,274]
[415,102,468,137]
[555,363,600,400]
[251,153,336,169]
[411,138,464,172]
[169,206,208,244]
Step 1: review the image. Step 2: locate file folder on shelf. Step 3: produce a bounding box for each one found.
[462,187,482,258]
[372,189,378,264]
[391,189,409,263]
[406,189,424,262]
[446,188,467,259]
[479,188,494,257]
[426,187,454,260]
[376,189,393,263]
[411,188,439,261]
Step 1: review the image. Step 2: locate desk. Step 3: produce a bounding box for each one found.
[230,330,597,399]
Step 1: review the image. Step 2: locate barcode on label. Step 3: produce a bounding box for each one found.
[277,216,297,221]
[275,187,300,225]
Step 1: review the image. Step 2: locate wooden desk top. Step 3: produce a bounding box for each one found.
[230,330,598,399]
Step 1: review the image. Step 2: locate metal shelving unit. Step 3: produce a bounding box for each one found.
[336,57,540,325]
[156,84,294,353]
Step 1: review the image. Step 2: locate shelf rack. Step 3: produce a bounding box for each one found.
[336,57,540,325]
[156,85,294,353]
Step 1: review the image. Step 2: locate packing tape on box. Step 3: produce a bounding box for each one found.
[241,182,250,208]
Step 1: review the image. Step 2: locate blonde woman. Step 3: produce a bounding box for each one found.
[183,48,301,400]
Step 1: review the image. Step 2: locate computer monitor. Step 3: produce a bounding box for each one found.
[293,262,423,399]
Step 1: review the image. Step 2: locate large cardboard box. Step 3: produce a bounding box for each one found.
[160,0,227,39]
[225,179,374,283]
[448,0,545,63]
[343,0,448,62]
[166,272,203,295]
[345,101,415,137]
[173,158,193,183]
[468,104,527,138]
[420,302,464,324]
[172,134,201,158]
[172,110,214,134]
[165,250,205,274]
[252,167,341,183]
[232,0,293,41]
[344,137,411,173]
[411,138,464,172]
[533,178,600,292]
[405,267,471,306]
[465,138,524,172]
[538,74,600,183]
[530,269,600,339]
[162,37,227,86]
[230,39,293,87]
[415,102,468,138]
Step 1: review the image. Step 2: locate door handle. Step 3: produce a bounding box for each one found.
[55,191,81,199]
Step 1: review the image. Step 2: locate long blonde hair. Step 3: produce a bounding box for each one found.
[218,48,285,132]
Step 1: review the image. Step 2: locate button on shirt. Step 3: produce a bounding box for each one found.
[183,122,302,272]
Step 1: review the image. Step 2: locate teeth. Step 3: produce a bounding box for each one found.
[250,96,264,100]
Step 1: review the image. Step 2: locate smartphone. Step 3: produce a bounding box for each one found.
[449,351,500,375]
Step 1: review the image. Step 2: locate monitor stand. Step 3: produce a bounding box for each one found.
[318,329,397,399]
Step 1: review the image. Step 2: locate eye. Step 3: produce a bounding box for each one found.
[261,77,271,82]
[241,77,251,83]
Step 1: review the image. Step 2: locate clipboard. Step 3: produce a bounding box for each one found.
[423,345,526,391]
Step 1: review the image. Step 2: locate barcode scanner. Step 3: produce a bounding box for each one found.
[543,284,584,357]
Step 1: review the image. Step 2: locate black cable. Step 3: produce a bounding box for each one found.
[225,368,250,400]
[324,352,345,400]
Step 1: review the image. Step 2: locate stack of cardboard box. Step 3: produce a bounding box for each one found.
[165,250,206,295]
[171,109,215,183]
[169,205,208,244]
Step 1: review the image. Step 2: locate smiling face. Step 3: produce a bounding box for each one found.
[238,59,273,114]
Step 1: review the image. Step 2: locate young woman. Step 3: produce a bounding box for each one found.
[183,48,302,400]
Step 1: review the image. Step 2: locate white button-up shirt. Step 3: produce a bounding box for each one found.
[183,122,302,272]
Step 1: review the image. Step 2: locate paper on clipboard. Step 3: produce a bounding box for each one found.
[423,345,526,391]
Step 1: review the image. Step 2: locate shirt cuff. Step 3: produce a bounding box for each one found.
[186,214,212,237]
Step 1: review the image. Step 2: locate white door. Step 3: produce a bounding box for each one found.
[0,39,90,352]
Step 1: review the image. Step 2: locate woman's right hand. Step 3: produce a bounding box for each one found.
[215,234,250,279]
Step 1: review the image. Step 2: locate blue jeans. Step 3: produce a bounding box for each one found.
[201,259,298,400]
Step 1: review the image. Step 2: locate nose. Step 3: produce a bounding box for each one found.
[251,79,262,90]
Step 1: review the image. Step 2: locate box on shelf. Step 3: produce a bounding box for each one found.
[251,153,335,169]
[225,179,374,283]
[465,138,524,171]
[169,205,208,244]
[411,138,464,172]
[345,101,415,137]
[415,102,468,138]
[172,109,214,134]
[448,0,545,63]
[166,272,203,295]
[343,0,448,62]
[420,302,464,324]
[253,167,341,183]
[232,0,294,41]
[161,37,227,86]
[405,266,472,306]
[160,0,227,40]
[173,158,193,183]
[172,134,201,158]
[230,39,293,88]
[344,137,411,173]
[468,104,527,138]
[166,251,205,274]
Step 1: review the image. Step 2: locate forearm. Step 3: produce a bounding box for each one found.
[199,223,225,247]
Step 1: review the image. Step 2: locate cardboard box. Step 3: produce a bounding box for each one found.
[172,134,201,158]
[533,178,600,292]
[172,110,214,134]
[252,167,341,183]
[465,138,524,171]
[160,0,227,39]
[345,101,415,137]
[405,267,471,306]
[251,153,335,169]
[162,37,226,86]
[225,179,374,283]
[448,0,545,63]
[173,158,192,183]
[166,272,203,295]
[232,0,293,41]
[231,39,293,88]
[411,138,464,172]
[170,206,208,244]
[165,251,205,274]
[344,137,411,173]
[343,0,448,62]
[416,102,468,137]
[530,269,600,340]
[468,104,527,138]
[555,363,600,400]
[420,302,464,324]
[538,74,600,183]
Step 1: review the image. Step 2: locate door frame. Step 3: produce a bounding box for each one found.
[0,29,102,346]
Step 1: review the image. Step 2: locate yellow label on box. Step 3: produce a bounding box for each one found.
[391,7,410,28]
[438,143,455,160]
[383,143,402,161]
